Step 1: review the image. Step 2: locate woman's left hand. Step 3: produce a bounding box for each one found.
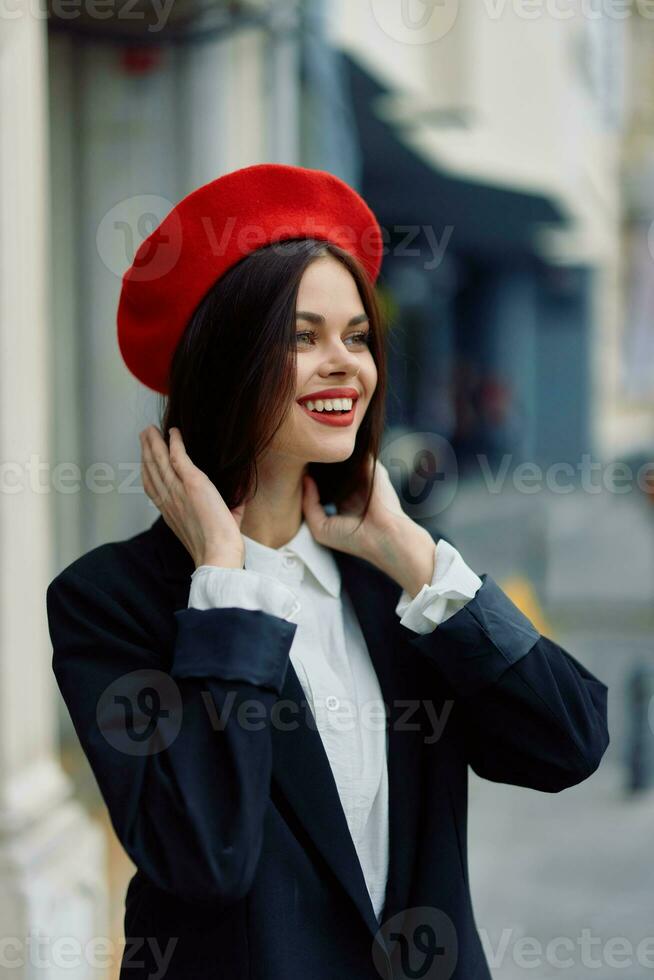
[302,454,436,595]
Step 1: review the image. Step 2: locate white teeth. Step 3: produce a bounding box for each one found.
[303,397,353,412]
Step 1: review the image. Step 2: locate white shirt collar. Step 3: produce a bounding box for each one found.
[241,519,341,598]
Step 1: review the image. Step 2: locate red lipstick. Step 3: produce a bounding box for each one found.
[296,387,360,428]
[296,386,360,405]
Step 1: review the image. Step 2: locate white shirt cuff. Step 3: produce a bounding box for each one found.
[395,538,483,635]
[188,566,301,624]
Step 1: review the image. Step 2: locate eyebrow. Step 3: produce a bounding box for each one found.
[295,311,369,327]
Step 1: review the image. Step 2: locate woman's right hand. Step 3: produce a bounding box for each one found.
[140,425,246,569]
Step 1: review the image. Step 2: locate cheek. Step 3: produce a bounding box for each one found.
[362,354,378,393]
[293,359,315,401]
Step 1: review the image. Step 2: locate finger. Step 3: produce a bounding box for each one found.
[168,428,195,481]
[141,449,169,508]
[140,430,168,511]
[142,430,176,507]
[148,427,179,490]
[144,427,180,504]
[141,456,168,512]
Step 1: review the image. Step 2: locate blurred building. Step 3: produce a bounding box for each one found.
[4,1,314,974]
[621,7,654,451]
[48,0,307,567]
[332,1,626,475]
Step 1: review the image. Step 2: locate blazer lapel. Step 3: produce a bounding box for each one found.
[268,659,383,941]
[151,516,423,944]
[270,549,423,943]
[333,550,424,930]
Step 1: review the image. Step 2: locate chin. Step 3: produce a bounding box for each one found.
[305,440,357,464]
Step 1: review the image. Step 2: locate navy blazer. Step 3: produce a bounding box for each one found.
[46,514,609,980]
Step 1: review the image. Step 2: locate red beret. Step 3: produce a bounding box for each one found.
[116,162,384,394]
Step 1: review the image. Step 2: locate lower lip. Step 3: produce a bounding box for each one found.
[297,402,357,427]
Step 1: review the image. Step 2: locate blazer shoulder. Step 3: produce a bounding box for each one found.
[47,520,160,606]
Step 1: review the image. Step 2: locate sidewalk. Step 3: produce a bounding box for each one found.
[467,616,654,980]
[439,480,654,977]
[469,762,654,979]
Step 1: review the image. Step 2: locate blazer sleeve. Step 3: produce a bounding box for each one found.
[399,541,609,792]
[46,566,297,906]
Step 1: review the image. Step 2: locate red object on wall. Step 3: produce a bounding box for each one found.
[120,47,162,75]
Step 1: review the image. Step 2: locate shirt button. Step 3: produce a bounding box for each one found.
[282,553,296,567]
[325,695,340,711]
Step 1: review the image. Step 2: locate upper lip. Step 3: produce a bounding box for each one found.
[296,387,361,405]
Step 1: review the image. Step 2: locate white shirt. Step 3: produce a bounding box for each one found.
[187,521,482,921]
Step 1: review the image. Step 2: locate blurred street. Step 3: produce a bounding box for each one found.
[449,481,654,979]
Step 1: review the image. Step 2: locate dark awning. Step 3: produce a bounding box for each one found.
[342,53,568,262]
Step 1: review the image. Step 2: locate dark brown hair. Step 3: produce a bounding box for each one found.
[159,238,387,524]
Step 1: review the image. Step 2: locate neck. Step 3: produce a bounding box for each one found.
[239,452,309,549]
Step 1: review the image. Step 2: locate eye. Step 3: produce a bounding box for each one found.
[294,330,371,348]
[348,331,371,347]
[295,330,317,346]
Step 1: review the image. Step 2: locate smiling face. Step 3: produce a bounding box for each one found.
[269,253,378,465]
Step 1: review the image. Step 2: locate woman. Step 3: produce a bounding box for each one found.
[46,163,609,980]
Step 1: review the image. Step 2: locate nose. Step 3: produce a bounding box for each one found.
[317,337,361,378]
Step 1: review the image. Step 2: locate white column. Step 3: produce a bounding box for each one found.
[0,11,108,980]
